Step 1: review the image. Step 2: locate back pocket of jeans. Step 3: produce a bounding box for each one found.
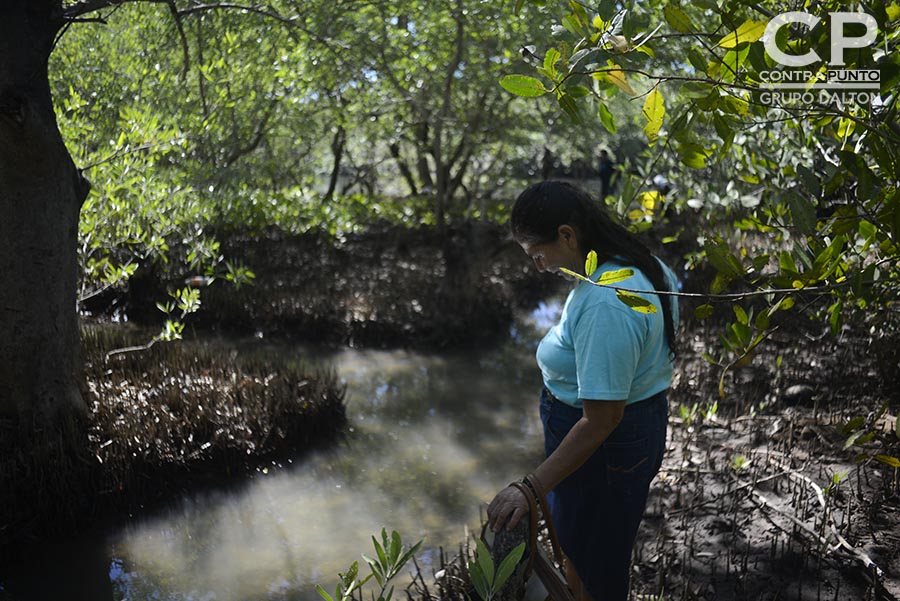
[604,438,652,479]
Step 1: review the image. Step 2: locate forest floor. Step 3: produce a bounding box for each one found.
[631,316,900,601]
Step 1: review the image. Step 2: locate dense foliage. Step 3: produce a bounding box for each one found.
[54,1,898,388]
[54,2,561,303]
[503,0,898,390]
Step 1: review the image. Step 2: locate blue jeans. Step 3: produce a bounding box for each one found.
[540,388,668,601]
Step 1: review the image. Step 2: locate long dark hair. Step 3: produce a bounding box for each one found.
[510,180,677,355]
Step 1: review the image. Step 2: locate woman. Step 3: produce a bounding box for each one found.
[486,181,678,601]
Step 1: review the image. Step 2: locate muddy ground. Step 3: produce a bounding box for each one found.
[115,222,556,349]
[633,317,900,601]
[424,316,900,601]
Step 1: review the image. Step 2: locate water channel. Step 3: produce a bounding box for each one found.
[0,303,562,601]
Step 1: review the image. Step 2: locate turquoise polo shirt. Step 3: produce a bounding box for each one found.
[536,259,679,407]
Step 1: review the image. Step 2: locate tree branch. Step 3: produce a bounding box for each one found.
[388,142,419,196]
[223,97,279,167]
[176,2,295,25]
[167,0,190,82]
[61,0,169,21]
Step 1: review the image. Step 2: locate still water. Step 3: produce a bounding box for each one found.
[0,305,560,601]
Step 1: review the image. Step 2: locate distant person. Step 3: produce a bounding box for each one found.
[542,147,556,180]
[652,174,672,196]
[598,150,615,199]
[487,180,678,601]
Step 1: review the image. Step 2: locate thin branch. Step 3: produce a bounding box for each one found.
[79,136,189,171]
[62,0,169,21]
[105,338,158,360]
[565,269,900,301]
[66,16,109,23]
[175,1,349,52]
[744,2,776,19]
[223,98,279,167]
[168,0,190,82]
[176,2,295,25]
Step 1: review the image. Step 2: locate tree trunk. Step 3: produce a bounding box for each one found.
[433,0,465,238]
[323,124,346,202]
[0,1,88,424]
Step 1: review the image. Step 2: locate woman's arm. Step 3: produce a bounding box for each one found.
[486,399,625,532]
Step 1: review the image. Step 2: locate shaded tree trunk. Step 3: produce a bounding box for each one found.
[388,142,419,196]
[323,124,346,202]
[432,0,465,242]
[0,1,88,424]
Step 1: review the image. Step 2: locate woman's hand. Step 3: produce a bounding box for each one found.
[486,485,529,532]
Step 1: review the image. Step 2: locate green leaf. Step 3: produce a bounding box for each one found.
[468,561,489,601]
[874,455,900,468]
[731,321,752,347]
[475,538,495,588]
[720,95,749,117]
[682,82,713,99]
[514,0,526,15]
[558,92,581,123]
[796,165,821,198]
[597,102,617,134]
[373,535,388,570]
[361,552,380,569]
[594,64,636,96]
[569,0,590,29]
[642,88,665,143]
[395,540,423,575]
[705,240,744,278]
[500,75,547,97]
[843,430,866,450]
[494,543,526,591]
[694,304,714,319]
[789,193,817,234]
[361,555,384,586]
[664,4,694,33]
[347,562,359,583]
[778,251,799,276]
[559,267,592,282]
[566,84,590,99]
[616,290,657,313]
[733,304,748,325]
[687,48,708,73]
[585,250,598,276]
[562,13,584,37]
[828,301,843,336]
[842,416,866,434]
[316,585,335,601]
[887,2,900,20]
[679,143,709,169]
[389,530,402,563]
[716,20,767,48]
[597,268,633,285]
[544,48,561,79]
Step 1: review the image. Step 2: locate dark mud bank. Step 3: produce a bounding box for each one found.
[0,327,347,554]
[120,222,559,348]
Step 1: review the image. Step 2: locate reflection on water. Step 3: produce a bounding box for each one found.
[1,306,560,601]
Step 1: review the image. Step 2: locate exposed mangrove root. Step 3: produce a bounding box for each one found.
[0,323,348,554]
